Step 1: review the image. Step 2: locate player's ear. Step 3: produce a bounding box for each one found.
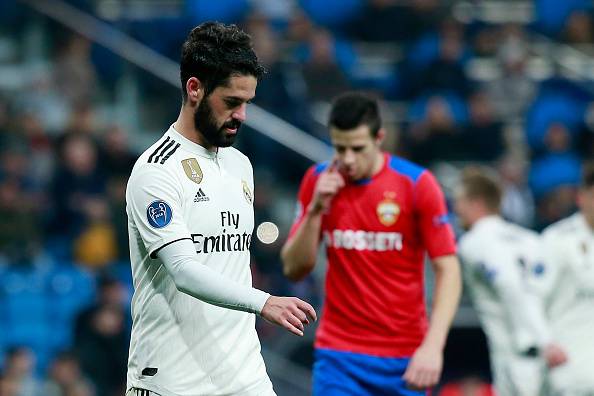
[375,128,386,147]
[186,77,204,105]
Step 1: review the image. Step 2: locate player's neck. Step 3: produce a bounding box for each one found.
[173,108,217,152]
[583,211,594,231]
[369,151,385,178]
[470,212,498,228]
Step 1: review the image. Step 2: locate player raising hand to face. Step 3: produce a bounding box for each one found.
[282,92,461,396]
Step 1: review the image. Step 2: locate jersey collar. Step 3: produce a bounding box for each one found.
[168,124,219,159]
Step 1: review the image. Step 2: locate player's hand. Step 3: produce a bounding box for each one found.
[308,159,345,216]
[260,296,317,337]
[543,343,568,368]
[403,343,443,390]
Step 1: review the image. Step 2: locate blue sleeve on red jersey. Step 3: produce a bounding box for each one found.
[415,171,457,258]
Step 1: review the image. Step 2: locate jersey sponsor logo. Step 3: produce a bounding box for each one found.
[191,212,251,253]
[146,200,172,228]
[182,158,203,184]
[242,180,253,204]
[376,192,400,226]
[193,188,209,202]
[191,231,252,253]
[323,229,403,251]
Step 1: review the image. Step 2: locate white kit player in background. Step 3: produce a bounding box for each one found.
[454,168,567,396]
[124,22,316,396]
[540,162,594,396]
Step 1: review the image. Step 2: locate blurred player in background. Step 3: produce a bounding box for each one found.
[125,22,316,396]
[454,167,567,396]
[540,162,594,396]
[281,92,462,395]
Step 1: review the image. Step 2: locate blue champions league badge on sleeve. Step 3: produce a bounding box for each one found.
[146,200,172,228]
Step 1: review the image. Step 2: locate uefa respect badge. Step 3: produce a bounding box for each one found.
[147,200,172,228]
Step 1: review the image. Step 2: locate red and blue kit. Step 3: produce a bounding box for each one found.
[289,153,456,358]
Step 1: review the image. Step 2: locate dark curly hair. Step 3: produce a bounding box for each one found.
[180,21,265,101]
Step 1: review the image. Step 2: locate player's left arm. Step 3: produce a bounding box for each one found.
[404,254,461,390]
[403,171,462,390]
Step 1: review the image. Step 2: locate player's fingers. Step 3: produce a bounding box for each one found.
[282,319,304,337]
[289,305,308,324]
[328,157,339,173]
[286,313,305,332]
[404,366,423,390]
[296,300,317,322]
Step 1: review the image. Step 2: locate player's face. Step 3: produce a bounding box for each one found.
[454,187,473,230]
[194,74,256,148]
[329,125,382,181]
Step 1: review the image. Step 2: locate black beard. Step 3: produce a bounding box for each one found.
[194,98,242,148]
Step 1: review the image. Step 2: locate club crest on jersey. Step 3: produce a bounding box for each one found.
[182,158,203,184]
[376,192,400,226]
[146,200,172,228]
[242,180,253,204]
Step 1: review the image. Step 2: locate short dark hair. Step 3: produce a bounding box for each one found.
[582,161,594,189]
[328,92,381,137]
[180,22,265,101]
[460,167,502,212]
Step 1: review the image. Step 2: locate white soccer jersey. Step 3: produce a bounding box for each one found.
[458,216,550,396]
[541,213,594,394]
[125,126,274,396]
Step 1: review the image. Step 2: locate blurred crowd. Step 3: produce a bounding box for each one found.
[1,0,594,395]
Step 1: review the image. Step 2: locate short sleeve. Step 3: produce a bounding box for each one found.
[287,165,319,240]
[126,165,192,258]
[415,171,457,258]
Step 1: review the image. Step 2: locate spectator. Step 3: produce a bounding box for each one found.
[405,93,468,164]
[52,34,97,107]
[404,19,470,97]
[462,91,504,162]
[0,143,42,266]
[562,10,594,44]
[349,0,440,43]
[48,133,106,241]
[43,352,95,396]
[297,28,354,102]
[498,155,535,228]
[2,347,40,396]
[488,25,536,119]
[74,276,127,396]
[98,125,136,179]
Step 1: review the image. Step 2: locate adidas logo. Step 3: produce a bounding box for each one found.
[193,188,210,202]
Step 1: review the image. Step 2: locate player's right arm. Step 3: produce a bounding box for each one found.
[281,162,344,281]
[127,164,316,336]
[459,235,560,361]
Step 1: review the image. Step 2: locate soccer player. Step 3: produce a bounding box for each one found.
[125,22,316,396]
[281,92,462,395]
[540,162,594,396]
[454,167,567,396]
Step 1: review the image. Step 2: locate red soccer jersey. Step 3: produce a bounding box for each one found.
[288,152,456,357]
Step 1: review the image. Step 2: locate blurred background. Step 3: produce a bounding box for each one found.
[0,0,593,395]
